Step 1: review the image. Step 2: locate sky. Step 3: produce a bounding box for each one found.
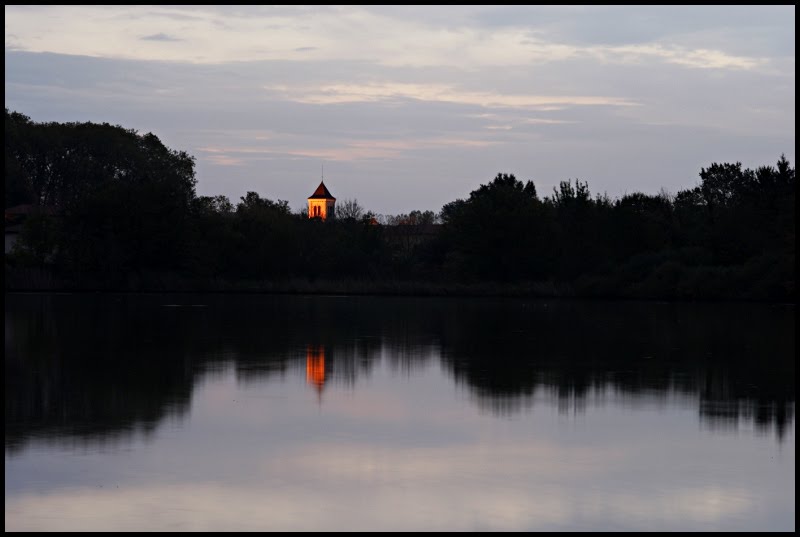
[4,5,795,215]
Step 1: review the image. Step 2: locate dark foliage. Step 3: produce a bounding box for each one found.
[5,110,795,301]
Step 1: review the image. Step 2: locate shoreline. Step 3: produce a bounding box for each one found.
[4,273,794,305]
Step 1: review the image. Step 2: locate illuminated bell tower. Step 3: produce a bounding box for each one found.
[307,181,336,220]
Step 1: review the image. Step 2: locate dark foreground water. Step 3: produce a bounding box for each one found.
[4,293,795,531]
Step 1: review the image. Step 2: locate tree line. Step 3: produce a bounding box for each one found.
[5,110,795,301]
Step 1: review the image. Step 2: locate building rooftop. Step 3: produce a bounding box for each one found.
[308,181,336,200]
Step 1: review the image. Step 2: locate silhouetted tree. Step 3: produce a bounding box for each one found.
[441,173,546,281]
[4,110,794,300]
[335,198,365,221]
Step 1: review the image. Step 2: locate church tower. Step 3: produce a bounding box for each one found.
[307,181,336,220]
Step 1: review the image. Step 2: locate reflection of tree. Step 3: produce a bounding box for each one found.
[5,295,795,452]
[437,299,795,439]
[5,295,195,454]
[5,295,439,452]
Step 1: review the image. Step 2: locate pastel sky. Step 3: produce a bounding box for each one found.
[4,5,795,215]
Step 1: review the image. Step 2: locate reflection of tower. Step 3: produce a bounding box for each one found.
[306,345,326,400]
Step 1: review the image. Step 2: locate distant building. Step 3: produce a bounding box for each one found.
[307,181,336,220]
[383,222,441,259]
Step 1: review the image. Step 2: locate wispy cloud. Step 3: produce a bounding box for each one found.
[263,82,638,109]
[198,135,500,164]
[597,43,763,70]
[140,33,182,42]
[196,146,250,166]
[3,5,793,213]
[3,5,773,72]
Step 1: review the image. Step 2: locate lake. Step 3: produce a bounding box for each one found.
[4,293,795,531]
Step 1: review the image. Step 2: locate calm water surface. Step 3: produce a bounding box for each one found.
[5,294,795,531]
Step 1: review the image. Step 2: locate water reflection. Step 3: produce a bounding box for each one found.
[306,344,326,397]
[5,294,795,453]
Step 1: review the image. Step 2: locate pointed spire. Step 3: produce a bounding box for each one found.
[308,180,336,200]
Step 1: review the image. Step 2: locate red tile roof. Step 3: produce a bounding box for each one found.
[308,181,336,200]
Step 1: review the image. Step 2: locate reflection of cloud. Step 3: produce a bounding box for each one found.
[4,483,568,531]
[4,454,756,532]
[582,487,753,525]
[263,442,629,482]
